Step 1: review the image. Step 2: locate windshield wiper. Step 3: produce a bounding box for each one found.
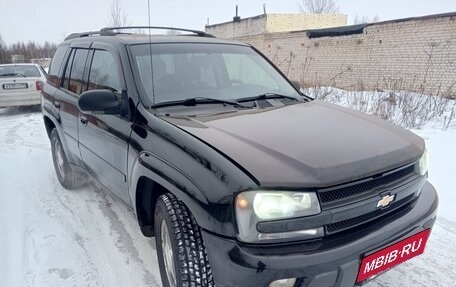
[154,97,253,109]
[0,73,27,77]
[237,93,301,102]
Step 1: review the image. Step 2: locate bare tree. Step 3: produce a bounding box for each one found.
[0,34,5,64]
[0,38,57,64]
[108,0,130,27]
[353,14,380,24]
[298,0,340,14]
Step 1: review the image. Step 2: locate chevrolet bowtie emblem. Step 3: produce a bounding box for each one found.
[377,194,396,208]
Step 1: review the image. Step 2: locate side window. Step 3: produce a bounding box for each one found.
[68,49,89,94]
[88,50,121,92]
[48,45,68,87]
[62,50,75,90]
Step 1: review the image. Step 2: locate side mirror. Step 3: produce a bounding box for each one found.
[78,89,121,114]
[291,80,301,91]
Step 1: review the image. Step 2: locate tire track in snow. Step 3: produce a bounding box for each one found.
[94,188,160,287]
[38,175,160,286]
[5,122,23,145]
[26,166,104,286]
[2,114,49,151]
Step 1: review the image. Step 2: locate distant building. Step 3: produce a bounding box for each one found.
[206,12,456,97]
[205,13,348,38]
[31,58,51,68]
[11,54,26,63]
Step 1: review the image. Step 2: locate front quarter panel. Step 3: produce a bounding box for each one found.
[128,105,258,237]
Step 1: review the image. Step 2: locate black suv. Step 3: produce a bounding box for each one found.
[41,27,438,287]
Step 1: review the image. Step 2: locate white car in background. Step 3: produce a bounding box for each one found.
[0,63,48,107]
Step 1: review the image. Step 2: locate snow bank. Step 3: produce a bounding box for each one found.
[303,87,456,130]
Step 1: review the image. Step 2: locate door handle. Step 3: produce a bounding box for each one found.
[53,101,60,108]
[80,115,88,125]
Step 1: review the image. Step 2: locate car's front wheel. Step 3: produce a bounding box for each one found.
[50,129,86,189]
[155,193,215,287]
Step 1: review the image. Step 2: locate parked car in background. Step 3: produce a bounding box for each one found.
[0,63,47,107]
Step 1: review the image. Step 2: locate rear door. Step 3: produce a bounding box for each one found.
[53,44,90,164]
[78,43,131,203]
[42,45,69,133]
[42,45,68,103]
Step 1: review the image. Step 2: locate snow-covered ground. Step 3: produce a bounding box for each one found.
[366,126,456,287]
[0,107,161,286]
[0,103,455,287]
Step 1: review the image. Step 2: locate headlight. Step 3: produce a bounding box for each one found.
[235,191,322,243]
[417,148,429,176]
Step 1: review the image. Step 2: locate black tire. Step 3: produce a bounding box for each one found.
[155,193,215,287]
[50,129,86,189]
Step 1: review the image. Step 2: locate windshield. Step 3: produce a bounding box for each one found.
[0,65,41,77]
[130,43,300,105]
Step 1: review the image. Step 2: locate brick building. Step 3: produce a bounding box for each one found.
[206,12,456,97]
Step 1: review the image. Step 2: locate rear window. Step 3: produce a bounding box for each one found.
[0,65,40,78]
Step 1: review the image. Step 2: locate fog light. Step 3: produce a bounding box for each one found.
[258,227,324,241]
[269,278,296,287]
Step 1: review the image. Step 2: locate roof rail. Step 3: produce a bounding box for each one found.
[100,26,216,37]
[64,30,116,41]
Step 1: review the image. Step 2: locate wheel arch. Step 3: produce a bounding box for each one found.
[134,176,168,237]
[130,152,213,237]
[43,115,56,139]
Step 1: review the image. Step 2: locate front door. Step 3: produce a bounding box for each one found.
[78,44,131,203]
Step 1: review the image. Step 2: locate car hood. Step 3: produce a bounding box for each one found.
[162,100,424,188]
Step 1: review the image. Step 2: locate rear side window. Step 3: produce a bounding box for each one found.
[48,45,68,87]
[68,49,89,94]
[88,50,121,92]
[61,49,89,95]
[62,50,75,91]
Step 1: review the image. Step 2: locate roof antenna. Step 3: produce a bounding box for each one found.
[233,5,241,22]
[147,0,156,110]
[263,4,266,15]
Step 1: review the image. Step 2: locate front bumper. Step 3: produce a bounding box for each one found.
[202,182,438,287]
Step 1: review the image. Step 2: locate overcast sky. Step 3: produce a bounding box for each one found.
[0,0,455,44]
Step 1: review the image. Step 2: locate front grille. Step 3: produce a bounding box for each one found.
[326,193,417,234]
[319,165,416,207]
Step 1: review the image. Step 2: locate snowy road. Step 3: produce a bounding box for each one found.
[0,107,455,287]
